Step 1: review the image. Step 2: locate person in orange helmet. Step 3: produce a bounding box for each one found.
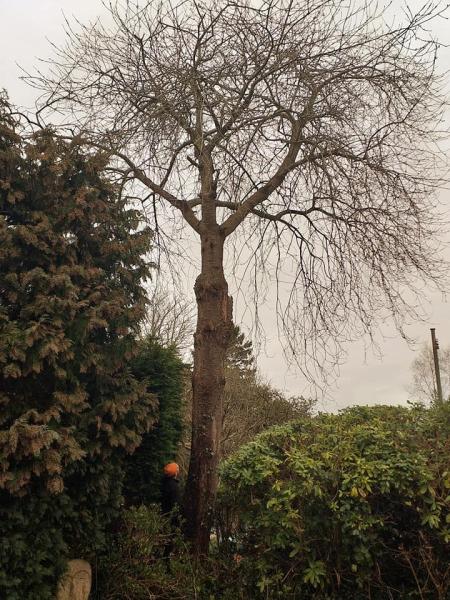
[161,462,181,563]
[161,462,180,516]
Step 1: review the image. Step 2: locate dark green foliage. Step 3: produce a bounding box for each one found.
[0,458,123,600]
[0,96,156,598]
[95,505,242,600]
[217,404,450,599]
[123,337,185,505]
[0,488,68,600]
[95,505,194,599]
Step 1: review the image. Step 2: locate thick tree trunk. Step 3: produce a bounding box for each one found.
[184,226,232,554]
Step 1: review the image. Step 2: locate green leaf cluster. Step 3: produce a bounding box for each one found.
[96,505,197,599]
[218,404,450,599]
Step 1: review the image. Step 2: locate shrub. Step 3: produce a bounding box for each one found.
[95,504,253,600]
[95,505,202,599]
[0,458,124,600]
[217,404,450,599]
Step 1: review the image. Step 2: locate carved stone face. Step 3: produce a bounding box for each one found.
[56,559,91,600]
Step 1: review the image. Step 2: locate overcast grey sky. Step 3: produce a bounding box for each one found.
[1,0,449,411]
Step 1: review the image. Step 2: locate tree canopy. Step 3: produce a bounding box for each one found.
[31,0,447,371]
[0,96,155,494]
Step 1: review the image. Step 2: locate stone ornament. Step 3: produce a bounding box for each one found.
[56,559,91,600]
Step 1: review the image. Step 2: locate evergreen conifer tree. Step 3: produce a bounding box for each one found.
[0,95,155,598]
[123,337,185,505]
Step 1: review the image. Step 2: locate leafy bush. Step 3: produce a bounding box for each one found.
[96,505,200,599]
[95,504,253,600]
[0,458,124,600]
[217,404,450,599]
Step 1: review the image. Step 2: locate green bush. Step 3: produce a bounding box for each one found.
[96,505,198,599]
[123,337,185,505]
[95,504,250,600]
[217,404,450,599]
[0,458,124,600]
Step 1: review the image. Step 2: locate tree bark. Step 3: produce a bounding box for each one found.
[184,226,232,554]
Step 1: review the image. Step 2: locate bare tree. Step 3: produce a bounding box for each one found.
[142,284,195,354]
[221,370,315,458]
[408,343,450,404]
[28,0,448,552]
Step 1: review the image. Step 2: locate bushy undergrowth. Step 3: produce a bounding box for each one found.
[94,505,243,600]
[95,505,189,599]
[217,404,450,599]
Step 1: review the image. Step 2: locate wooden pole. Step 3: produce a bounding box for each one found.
[430,328,443,405]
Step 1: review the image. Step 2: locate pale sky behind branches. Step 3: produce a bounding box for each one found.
[0,0,449,411]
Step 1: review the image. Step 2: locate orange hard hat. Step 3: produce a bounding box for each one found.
[163,462,179,477]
